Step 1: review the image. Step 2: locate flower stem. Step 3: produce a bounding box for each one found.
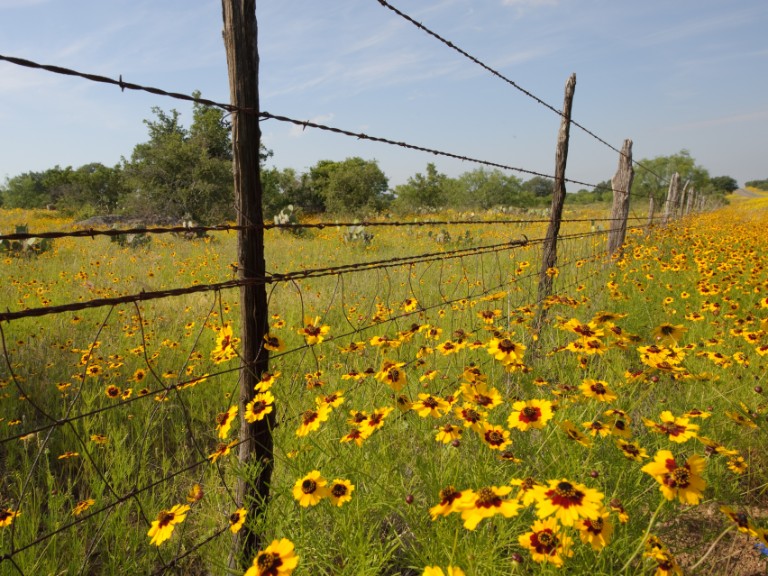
[688,525,735,572]
[621,498,666,574]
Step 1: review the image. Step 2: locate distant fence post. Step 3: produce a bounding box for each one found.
[646,194,655,228]
[685,186,695,215]
[534,73,575,334]
[607,139,634,257]
[663,172,680,224]
[222,0,273,569]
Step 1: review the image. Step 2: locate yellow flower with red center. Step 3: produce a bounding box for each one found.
[147,504,190,546]
[507,399,553,431]
[436,339,464,355]
[255,371,280,392]
[297,316,330,346]
[579,379,617,402]
[375,360,407,391]
[211,323,239,364]
[641,449,707,505]
[328,479,354,507]
[412,393,451,418]
[578,508,613,550]
[208,440,238,463]
[361,406,393,435]
[245,391,275,423]
[429,485,473,520]
[435,423,463,444]
[296,404,331,437]
[215,405,238,439]
[454,403,487,433]
[642,411,698,443]
[719,506,757,536]
[460,485,521,530]
[480,423,511,451]
[292,470,329,507]
[263,333,285,352]
[510,477,544,505]
[530,479,604,526]
[0,508,21,527]
[229,508,247,533]
[459,381,503,410]
[652,323,687,345]
[518,517,573,567]
[486,337,526,364]
[616,439,648,461]
[316,390,345,409]
[244,538,299,576]
[558,420,592,447]
[72,499,95,516]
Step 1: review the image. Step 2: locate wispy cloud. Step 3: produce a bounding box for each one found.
[666,109,768,132]
[637,5,765,47]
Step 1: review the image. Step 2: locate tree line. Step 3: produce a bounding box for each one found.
[0,98,739,223]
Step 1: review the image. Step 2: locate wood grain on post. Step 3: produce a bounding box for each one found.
[663,172,680,224]
[222,0,273,568]
[607,139,634,257]
[535,73,575,332]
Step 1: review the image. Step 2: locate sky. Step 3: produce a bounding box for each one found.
[1,0,767,191]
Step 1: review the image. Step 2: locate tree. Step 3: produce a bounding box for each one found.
[307,157,389,215]
[521,176,554,198]
[709,176,738,194]
[449,168,523,209]
[745,179,768,191]
[261,167,316,217]
[394,163,448,211]
[631,150,710,202]
[121,104,234,223]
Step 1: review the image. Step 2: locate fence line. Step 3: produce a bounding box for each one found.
[0,231,617,447]
[0,2,701,570]
[0,215,647,243]
[0,53,610,192]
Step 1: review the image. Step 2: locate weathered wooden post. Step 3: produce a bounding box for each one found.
[685,186,695,215]
[534,73,575,333]
[646,194,655,228]
[663,172,680,224]
[222,0,273,568]
[607,139,634,257]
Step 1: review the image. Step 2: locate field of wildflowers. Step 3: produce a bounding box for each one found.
[1,196,767,574]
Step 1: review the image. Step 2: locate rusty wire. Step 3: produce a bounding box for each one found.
[1,53,606,190]
[373,0,671,186]
[0,215,646,242]
[0,226,633,324]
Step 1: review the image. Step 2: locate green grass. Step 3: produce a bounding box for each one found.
[1,202,767,575]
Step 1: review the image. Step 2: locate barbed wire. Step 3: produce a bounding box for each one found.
[0,230,620,447]
[0,53,609,191]
[373,0,670,186]
[0,227,630,324]
[0,215,644,242]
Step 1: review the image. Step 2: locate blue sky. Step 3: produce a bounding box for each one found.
[1,0,766,190]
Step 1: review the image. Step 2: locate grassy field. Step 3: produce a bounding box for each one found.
[1,198,767,575]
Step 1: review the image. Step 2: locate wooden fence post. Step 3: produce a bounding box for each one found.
[222,0,273,569]
[534,73,575,333]
[663,172,679,224]
[607,139,634,257]
[646,195,655,228]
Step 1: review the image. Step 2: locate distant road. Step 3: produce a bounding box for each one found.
[733,188,763,198]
